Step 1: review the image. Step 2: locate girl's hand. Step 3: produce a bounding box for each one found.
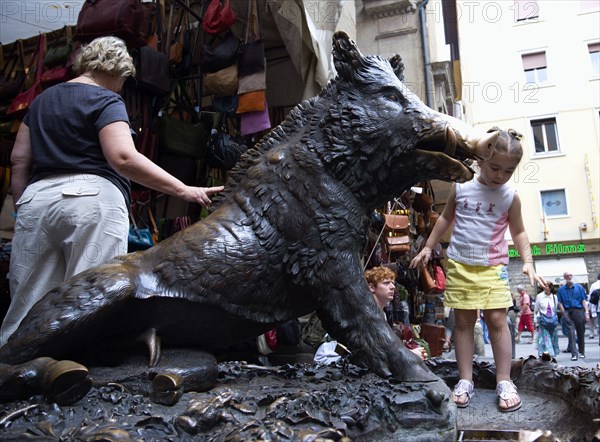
[522,262,547,289]
[409,246,432,269]
[410,346,427,361]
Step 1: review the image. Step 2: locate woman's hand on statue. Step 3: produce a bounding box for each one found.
[183,185,225,208]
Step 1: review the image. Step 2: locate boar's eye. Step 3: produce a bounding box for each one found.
[387,93,399,102]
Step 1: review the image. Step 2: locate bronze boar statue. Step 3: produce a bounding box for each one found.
[0,32,496,405]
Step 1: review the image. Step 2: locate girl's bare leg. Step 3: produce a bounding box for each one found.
[452,309,477,405]
[484,308,520,410]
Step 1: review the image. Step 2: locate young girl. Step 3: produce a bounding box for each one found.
[410,128,546,412]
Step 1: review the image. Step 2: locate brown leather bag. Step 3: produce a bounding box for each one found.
[74,0,151,48]
[384,214,410,253]
[421,263,436,292]
[237,89,266,113]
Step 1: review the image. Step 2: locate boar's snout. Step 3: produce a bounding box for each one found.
[413,113,498,184]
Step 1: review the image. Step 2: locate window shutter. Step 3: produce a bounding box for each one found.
[522,52,546,70]
[514,0,539,21]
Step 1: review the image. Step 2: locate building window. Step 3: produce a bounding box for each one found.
[514,0,539,21]
[522,52,547,83]
[541,189,568,217]
[589,43,600,77]
[531,118,559,154]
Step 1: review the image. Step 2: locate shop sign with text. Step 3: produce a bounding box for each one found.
[509,243,586,258]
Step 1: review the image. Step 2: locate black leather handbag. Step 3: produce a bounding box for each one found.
[238,0,265,77]
[207,113,247,170]
[200,30,240,73]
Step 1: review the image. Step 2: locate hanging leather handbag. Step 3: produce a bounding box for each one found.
[240,99,271,136]
[420,263,436,293]
[383,214,410,253]
[41,66,71,86]
[167,5,185,65]
[236,89,266,113]
[44,27,73,68]
[200,30,240,73]
[7,35,45,119]
[0,41,26,101]
[202,0,236,34]
[41,27,74,86]
[433,262,446,292]
[237,62,266,94]
[74,0,150,48]
[158,84,209,159]
[207,113,247,170]
[212,95,238,114]
[203,63,238,97]
[136,0,170,96]
[128,206,154,252]
[137,46,170,96]
[238,0,265,77]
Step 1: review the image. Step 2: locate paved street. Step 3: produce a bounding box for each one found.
[480,331,600,369]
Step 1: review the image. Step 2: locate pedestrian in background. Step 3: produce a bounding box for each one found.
[534,283,559,357]
[515,284,535,344]
[587,272,599,340]
[557,271,589,361]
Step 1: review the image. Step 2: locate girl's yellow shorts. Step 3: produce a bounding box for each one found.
[444,259,512,310]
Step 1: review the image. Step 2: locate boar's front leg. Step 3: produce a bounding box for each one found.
[316,257,438,383]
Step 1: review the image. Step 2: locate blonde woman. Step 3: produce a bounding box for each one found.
[1,36,223,346]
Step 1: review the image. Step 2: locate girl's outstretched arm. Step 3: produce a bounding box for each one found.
[508,193,547,288]
[409,183,457,269]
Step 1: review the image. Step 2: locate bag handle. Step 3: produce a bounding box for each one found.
[154,0,165,53]
[34,34,46,85]
[147,206,159,238]
[243,0,262,43]
[20,34,45,93]
[170,3,188,46]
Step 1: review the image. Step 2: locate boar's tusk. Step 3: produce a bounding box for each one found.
[444,125,457,158]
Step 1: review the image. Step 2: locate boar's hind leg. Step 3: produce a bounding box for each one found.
[0,357,92,405]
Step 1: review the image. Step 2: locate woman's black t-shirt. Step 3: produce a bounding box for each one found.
[23,82,131,206]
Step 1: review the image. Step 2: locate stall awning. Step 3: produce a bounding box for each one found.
[535,257,589,285]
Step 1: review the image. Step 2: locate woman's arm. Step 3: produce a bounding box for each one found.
[508,192,546,288]
[99,121,223,207]
[10,123,33,211]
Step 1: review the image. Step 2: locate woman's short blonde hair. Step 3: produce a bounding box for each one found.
[73,36,136,78]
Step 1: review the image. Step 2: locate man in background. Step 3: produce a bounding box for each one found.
[557,271,589,361]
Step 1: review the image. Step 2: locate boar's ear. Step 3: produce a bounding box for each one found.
[389,54,405,82]
[332,31,362,81]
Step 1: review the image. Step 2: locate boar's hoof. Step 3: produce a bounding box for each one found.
[151,373,184,406]
[43,359,93,405]
[425,387,446,409]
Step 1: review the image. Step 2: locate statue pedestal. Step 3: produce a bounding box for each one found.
[0,349,456,441]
